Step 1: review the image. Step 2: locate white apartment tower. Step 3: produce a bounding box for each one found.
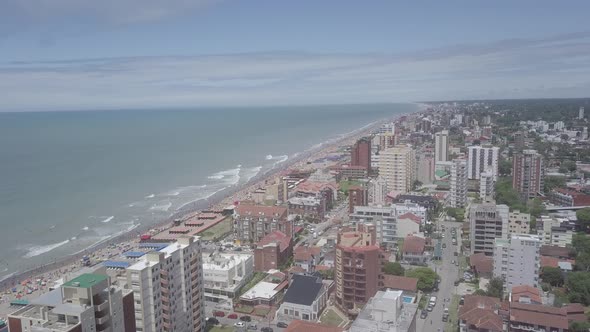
[579,107,585,120]
[470,201,509,256]
[493,234,541,292]
[368,176,388,205]
[479,169,495,200]
[434,130,449,163]
[126,236,204,332]
[377,145,416,194]
[450,159,467,208]
[467,146,500,180]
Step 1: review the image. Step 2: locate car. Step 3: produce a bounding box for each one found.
[213,311,225,317]
[454,280,460,286]
[228,313,238,319]
[277,322,288,328]
[261,328,274,332]
[427,304,433,312]
[442,243,447,248]
[248,324,258,330]
[455,261,459,266]
[207,317,220,325]
[235,322,246,328]
[451,260,455,265]
[442,315,448,322]
[420,310,428,319]
[442,234,445,238]
[240,316,252,322]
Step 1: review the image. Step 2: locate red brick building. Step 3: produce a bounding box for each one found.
[234,204,291,243]
[348,186,368,213]
[350,137,371,171]
[254,231,293,272]
[335,225,384,316]
[512,150,545,201]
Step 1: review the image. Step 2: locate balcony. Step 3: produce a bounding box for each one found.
[94,300,109,313]
[96,315,111,325]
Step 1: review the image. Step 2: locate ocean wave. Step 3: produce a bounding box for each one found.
[176,186,227,211]
[266,154,274,160]
[149,202,172,212]
[243,166,263,183]
[24,239,70,258]
[101,216,114,223]
[82,226,89,231]
[145,194,155,199]
[272,155,288,166]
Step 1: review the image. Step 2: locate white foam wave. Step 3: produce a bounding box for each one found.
[177,186,227,211]
[82,226,89,231]
[272,155,288,166]
[150,202,172,212]
[145,194,155,198]
[266,154,273,160]
[101,216,114,223]
[243,166,263,183]
[24,239,70,258]
[49,225,56,230]
[208,165,242,185]
[208,174,224,180]
[71,236,77,240]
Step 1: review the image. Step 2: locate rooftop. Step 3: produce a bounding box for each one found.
[283,274,324,306]
[350,289,418,332]
[381,275,418,292]
[62,273,108,289]
[240,281,281,301]
[257,231,292,252]
[402,235,426,254]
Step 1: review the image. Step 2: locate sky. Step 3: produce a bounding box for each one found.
[1,0,590,111]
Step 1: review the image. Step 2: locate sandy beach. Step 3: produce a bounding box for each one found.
[0,110,415,316]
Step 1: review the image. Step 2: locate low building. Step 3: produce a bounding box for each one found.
[458,295,504,332]
[293,246,322,272]
[396,213,422,239]
[381,275,418,293]
[8,273,134,332]
[254,231,293,272]
[349,289,418,332]
[509,285,542,305]
[202,252,254,302]
[469,253,493,277]
[391,195,438,214]
[509,302,585,332]
[549,187,590,207]
[239,281,283,306]
[277,274,329,321]
[550,226,574,247]
[402,235,427,264]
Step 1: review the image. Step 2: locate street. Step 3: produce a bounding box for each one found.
[416,218,462,332]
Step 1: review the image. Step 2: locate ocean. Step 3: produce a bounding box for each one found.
[0,103,416,279]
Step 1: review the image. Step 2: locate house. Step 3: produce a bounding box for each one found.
[509,302,585,332]
[254,231,293,272]
[396,213,422,238]
[509,285,542,305]
[469,253,493,277]
[322,252,335,268]
[277,274,330,321]
[293,246,322,272]
[458,295,504,332]
[239,280,284,306]
[402,235,427,264]
[285,320,344,332]
[539,245,572,260]
[380,275,418,293]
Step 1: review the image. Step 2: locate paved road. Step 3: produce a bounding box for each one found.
[417,219,462,332]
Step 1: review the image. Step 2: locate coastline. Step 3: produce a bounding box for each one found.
[0,108,419,293]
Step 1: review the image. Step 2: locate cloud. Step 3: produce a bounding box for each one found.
[1,31,590,111]
[1,0,219,25]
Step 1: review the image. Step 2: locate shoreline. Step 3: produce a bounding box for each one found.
[0,108,418,292]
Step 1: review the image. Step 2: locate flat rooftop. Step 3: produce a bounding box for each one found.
[62,273,108,289]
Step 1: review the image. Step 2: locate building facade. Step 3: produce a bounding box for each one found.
[493,234,541,292]
[479,169,495,200]
[435,130,449,163]
[377,145,416,194]
[469,202,509,256]
[351,137,371,171]
[508,211,531,235]
[234,205,291,243]
[512,150,545,201]
[348,186,368,213]
[450,159,468,208]
[202,253,254,302]
[467,145,499,180]
[125,236,204,332]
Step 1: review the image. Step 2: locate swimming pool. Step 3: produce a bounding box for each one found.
[402,296,415,303]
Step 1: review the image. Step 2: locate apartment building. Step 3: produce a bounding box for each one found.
[368,176,388,205]
[450,159,468,208]
[469,201,509,256]
[377,145,416,194]
[335,225,384,316]
[493,234,541,292]
[9,273,134,332]
[479,169,495,200]
[512,150,545,201]
[349,289,418,332]
[125,236,204,332]
[508,211,531,235]
[202,253,254,302]
[234,204,291,243]
[467,145,499,180]
[434,130,449,163]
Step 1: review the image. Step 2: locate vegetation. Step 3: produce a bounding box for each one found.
[495,177,527,209]
[570,321,590,332]
[498,158,512,177]
[383,262,405,276]
[199,218,232,241]
[320,308,345,327]
[577,208,590,233]
[236,272,267,298]
[541,267,564,287]
[566,272,590,305]
[405,267,438,292]
[528,198,546,218]
[318,269,335,280]
[485,277,504,299]
[338,180,361,194]
[445,207,465,222]
[544,176,567,193]
[573,233,590,272]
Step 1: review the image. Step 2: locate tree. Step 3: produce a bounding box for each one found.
[473,289,488,296]
[570,321,590,332]
[544,176,566,193]
[318,269,334,280]
[383,262,405,276]
[541,267,564,287]
[498,159,513,177]
[445,207,465,222]
[566,272,590,305]
[486,277,504,299]
[528,198,546,218]
[577,208,590,232]
[406,267,438,292]
[495,178,527,209]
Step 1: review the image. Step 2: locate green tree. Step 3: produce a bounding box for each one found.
[541,267,564,287]
[570,321,590,332]
[577,208,590,232]
[498,159,512,177]
[486,277,504,299]
[383,262,405,276]
[495,178,527,209]
[544,176,566,193]
[406,267,438,292]
[566,272,590,305]
[473,289,488,296]
[528,198,546,218]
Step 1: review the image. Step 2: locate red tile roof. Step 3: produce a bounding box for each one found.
[540,245,571,259]
[314,265,332,271]
[469,253,494,275]
[540,255,559,268]
[511,285,542,304]
[458,295,503,332]
[403,236,426,254]
[235,204,288,219]
[257,231,292,252]
[295,181,337,194]
[510,302,569,329]
[285,320,344,332]
[398,212,421,223]
[294,246,321,261]
[381,275,418,292]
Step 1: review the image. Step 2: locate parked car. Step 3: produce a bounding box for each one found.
[213,311,225,317]
[420,310,428,319]
[454,279,460,286]
[248,323,258,330]
[240,316,252,322]
[207,317,219,325]
[228,313,238,319]
[261,328,274,332]
[460,296,465,305]
[277,322,288,328]
[235,322,246,328]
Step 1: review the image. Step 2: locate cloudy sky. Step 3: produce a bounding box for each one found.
[1,0,590,111]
